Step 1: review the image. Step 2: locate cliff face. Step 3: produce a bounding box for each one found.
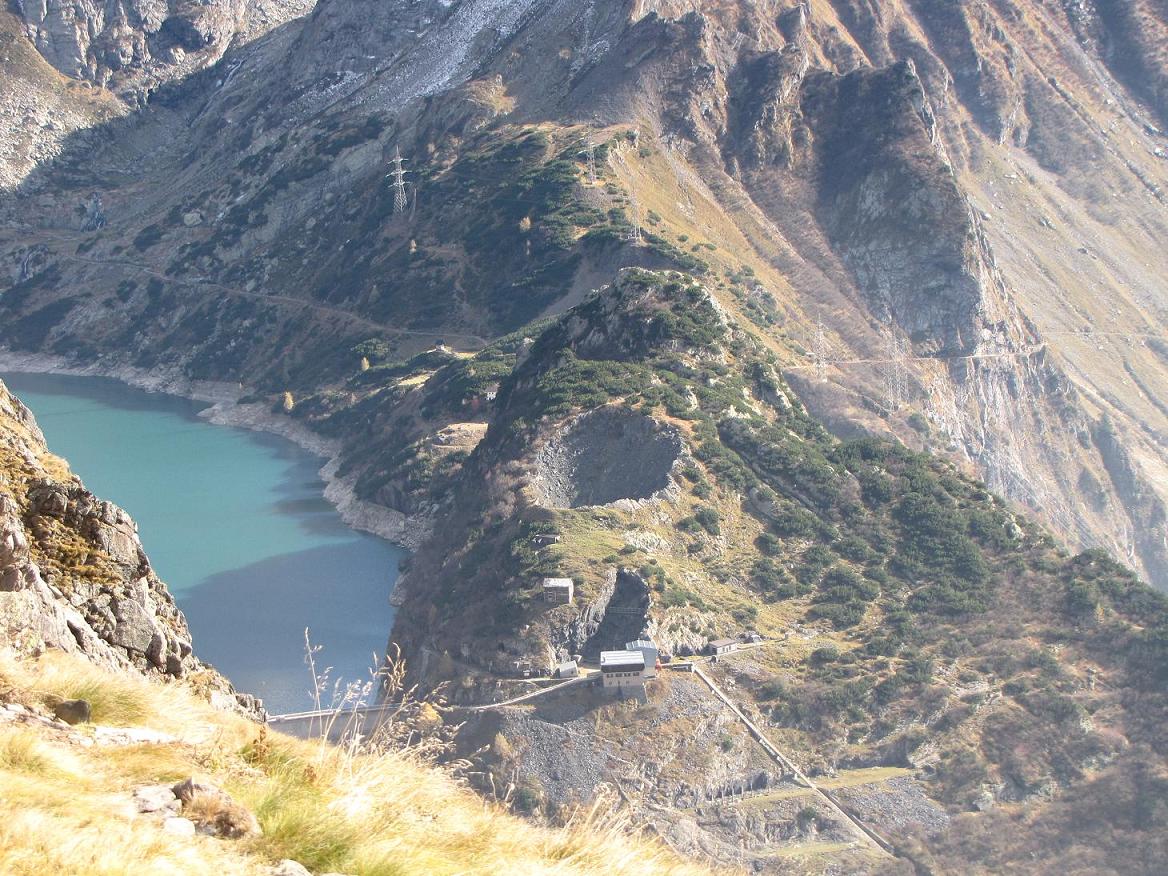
[13,0,312,99]
[0,378,212,684]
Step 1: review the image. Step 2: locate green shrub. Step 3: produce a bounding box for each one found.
[693,506,721,535]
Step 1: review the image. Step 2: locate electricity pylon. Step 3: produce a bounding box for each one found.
[387,147,410,214]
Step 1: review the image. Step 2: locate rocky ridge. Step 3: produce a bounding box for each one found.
[13,0,314,99]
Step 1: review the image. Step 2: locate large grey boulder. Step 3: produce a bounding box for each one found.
[110,596,162,654]
[52,698,92,724]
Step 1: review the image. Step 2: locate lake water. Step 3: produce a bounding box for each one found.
[1,372,404,715]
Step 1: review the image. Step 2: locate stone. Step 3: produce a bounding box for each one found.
[269,861,312,876]
[172,776,260,838]
[0,565,26,592]
[161,816,196,838]
[110,597,160,654]
[182,211,204,227]
[0,517,29,565]
[93,726,175,746]
[134,784,181,815]
[31,486,68,518]
[51,699,91,725]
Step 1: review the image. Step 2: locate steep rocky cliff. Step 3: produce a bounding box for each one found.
[0,378,255,710]
[13,0,312,98]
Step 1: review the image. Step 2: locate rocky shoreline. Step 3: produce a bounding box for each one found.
[0,349,432,553]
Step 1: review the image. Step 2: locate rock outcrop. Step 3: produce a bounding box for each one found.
[0,378,232,691]
[531,407,683,509]
[13,0,310,98]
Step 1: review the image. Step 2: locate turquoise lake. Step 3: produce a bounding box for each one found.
[1,372,404,715]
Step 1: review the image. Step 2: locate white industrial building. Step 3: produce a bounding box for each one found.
[625,639,659,678]
[599,650,646,689]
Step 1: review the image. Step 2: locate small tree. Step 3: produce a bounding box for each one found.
[353,338,391,365]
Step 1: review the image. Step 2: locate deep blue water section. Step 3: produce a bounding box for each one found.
[1,372,403,714]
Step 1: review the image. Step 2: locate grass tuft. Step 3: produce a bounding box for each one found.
[0,730,51,775]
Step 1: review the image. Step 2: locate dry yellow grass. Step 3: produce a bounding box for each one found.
[0,651,718,876]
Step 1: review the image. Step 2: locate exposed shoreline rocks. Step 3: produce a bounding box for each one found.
[0,348,431,552]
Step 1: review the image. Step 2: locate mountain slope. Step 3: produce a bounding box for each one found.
[1,2,1168,871]
[1,0,1166,594]
[384,267,1168,873]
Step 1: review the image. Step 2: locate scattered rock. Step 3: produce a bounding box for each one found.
[134,784,181,815]
[531,408,683,509]
[93,726,175,746]
[51,698,91,725]
[172,777,260,838]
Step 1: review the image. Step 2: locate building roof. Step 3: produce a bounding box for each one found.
[626,639,657,651]
[542,577,573,588]
[710,638,738,648]
[557,660,578,672]
[600,650,646,671]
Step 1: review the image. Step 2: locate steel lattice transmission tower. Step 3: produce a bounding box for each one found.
[810,317,831,381]
[882,334,910,412]
[628,192,644,243]
[583,137,598,184]
[387,146,410,214]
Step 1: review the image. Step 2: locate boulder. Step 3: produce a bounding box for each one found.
[171,777,220,803]
[0,514,29,565]
[30,484,69,518]
[110,597,161,655]
[52,699,91,725]
[134,784,181,815]
[172,777,260,838]
[270,862,311,876]
[0,565,26,592]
